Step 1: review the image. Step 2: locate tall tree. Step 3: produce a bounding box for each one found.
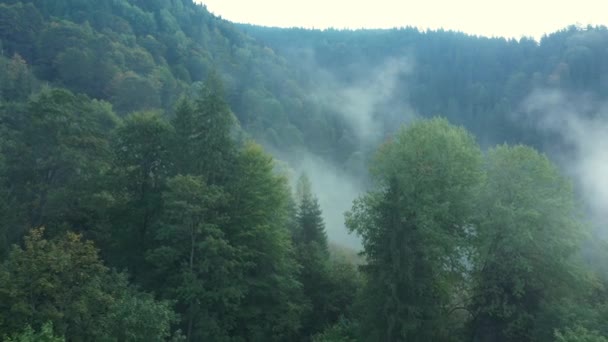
[292,174,335,338]
[346,118,483,341]
[294,174,328,252]
[108,111,172,276]
[190,72,235,183]
[468,145,591,342]
[170,97,197,175]
[147,175,241,342]
[227,142,305,341]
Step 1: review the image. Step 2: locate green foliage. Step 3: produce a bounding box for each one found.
[311,318,358,342]
[0,54,37,101]
[291,173,360,339]
[3,322,64,342]
[0,131,12,256]
[469,145,592,342]
[294,174,328,252]
[555,326,608,342]
[226,142,305,340]
[107,111,172,274]
[243,25,608,150]
[101,274,178,342]
[110,71,161,113]
[346,118,483,341]
[2,88,117,237]
[0,228,176,341]
[148,175,240,341]
[2,2,608,341]
[0,0,327,157]
[172,73,236,181]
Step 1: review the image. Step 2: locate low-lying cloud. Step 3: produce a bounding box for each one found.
[314,57,415,147]
[270,55,417,249]
[285,150,364,248]
[521,89,608,231]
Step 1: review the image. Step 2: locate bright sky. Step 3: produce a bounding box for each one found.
[197,0,607,40]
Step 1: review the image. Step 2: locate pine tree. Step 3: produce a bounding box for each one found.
[294,174,328,253]
[191,71,235,184]
[293,174,336,338]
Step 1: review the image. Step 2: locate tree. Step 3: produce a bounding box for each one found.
[312,318,358,342]
[100,273,179,342]
[190,71,236,184]
[2,88,117,238]
[227,142,305,341]
[0,228,176,341]
[170,72,236,183]
[292,174,337,338]
[3,322,64,342]
[109,72,161,113]
[346,118,483,341]
[108,111,172,276]
[147,175,241,342]
[170,97,197,175]
[0,54,36,101]
[0,129,13,256]
[468,145,591,342]
[555,326,608,342]
[294,174,328,252]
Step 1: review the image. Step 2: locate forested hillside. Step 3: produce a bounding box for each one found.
[241,24,608,151]
[1,0,608,341]
[0,0,353,160]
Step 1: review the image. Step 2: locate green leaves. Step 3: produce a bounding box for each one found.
[347,118,484,341]
[148,174,239,341]
[2,88,117,236]
[226,142,305,340]
[3,322,64,342]
[0,228,176,341]
[294,174,328,252]
[555,326,608,342]
[469,145,591,341]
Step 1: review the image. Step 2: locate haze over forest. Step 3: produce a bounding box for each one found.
[1,0,608,341]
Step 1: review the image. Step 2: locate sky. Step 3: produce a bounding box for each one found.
[197,0,606,40]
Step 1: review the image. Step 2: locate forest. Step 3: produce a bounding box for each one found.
[1,0,608,341]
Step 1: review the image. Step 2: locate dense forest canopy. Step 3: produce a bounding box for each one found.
[1,0,608,341]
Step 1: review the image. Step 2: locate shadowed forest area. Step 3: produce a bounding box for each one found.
[1,0,608,341]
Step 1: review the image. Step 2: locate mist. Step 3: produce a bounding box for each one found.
[521,89,608,232]
[314,57,415,146]
[285,150,364,248]
[272,55,416,249]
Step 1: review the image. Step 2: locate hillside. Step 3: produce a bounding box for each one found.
[3,0,608,170]
[0,0,351,160]
[240,24,608,148]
